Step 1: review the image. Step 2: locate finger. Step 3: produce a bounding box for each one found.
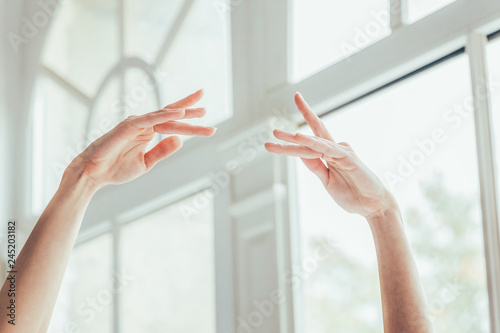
[183,108,206,119]
[144,107,205,119]
[166,89,204,109]
[144,136,183,170]
[274,129,346,159]
[264,142,323,159]
[294,133,348,159]
[153,121,216,136]
[273,129,301,144]
[295,92,335,142]
[131,109,185,128]
[300,158,329,185]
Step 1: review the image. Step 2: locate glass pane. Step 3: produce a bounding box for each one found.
[42,0,119,96]
[124,0,185,63]
[158,0,232,126]
[121,193,215,333]
[406,0,456,23]
[292,0,390,82]
[33,76,88,211]
[296,55,489,332]
[48,233,113,333]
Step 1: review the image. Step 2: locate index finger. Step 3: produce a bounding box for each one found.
[130,109,186,128]
[295,92,335,142]
[166,89,204,109]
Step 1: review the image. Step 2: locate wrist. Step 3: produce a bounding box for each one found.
[59,161,101,197]
[365,200,403,232]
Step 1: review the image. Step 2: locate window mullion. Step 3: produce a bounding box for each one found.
[467,32,500,333]
[390,0,404,29]
[112,221,122,333]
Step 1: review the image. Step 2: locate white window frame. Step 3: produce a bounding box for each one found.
[261,1,500,332]
[4,0,500,332]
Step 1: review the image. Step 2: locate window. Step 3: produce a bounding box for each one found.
[296,55,489,332]
[32,0,232,213]
[120,193,215,333]
[17,1,500,333]
[48,233,113,333]
[48,191,215,332]
[405,0,457,23]
[291,0,390,82]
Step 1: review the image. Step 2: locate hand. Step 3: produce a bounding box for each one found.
[65,89,216,189]
[265,92,397,219]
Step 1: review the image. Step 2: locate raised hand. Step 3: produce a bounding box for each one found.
[67,89,216,188]
[265,92,397,218]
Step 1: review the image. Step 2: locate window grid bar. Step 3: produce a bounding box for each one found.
[154,0,196,68]
[299,48,465,127]
[40,65,92,106]
[467,32,500,333]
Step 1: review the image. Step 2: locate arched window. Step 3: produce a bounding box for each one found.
[32,0,232,212]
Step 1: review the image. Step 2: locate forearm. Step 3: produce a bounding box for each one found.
[367,208,434,333]
[0,169,98,332]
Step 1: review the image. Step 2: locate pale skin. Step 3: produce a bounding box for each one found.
[0,90,433,333]
[265,92,435,333]
[0,90,216,333]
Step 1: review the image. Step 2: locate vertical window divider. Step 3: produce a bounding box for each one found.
[112,220,122,333]
[467,32,500,333]
[390,0,404,30]
[118,0,126,121]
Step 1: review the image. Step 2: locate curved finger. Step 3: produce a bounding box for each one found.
[294,133,348,159]
[131,109,185,128]
[300,158,329,185]
[295,92,335,142]
[166,89,204,109]
[144,136,183,170]
[154,121,216,136]
[264,142,323,159]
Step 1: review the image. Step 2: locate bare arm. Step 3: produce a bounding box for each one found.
[368,208,432,332]
[265,92,434,333]
[0,90,216,333]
